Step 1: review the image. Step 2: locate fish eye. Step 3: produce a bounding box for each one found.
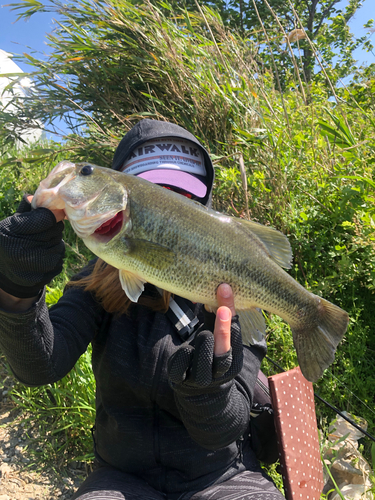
[80,165,93,176]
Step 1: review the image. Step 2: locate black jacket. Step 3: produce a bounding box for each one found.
[0,279,266,497]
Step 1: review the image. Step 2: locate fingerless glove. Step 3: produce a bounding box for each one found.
[168,321,243,390]
[168,317,249,449]
[0,196,65,298]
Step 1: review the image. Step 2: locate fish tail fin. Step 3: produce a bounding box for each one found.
[292,298,349,382]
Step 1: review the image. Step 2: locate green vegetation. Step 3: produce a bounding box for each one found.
[1,0,374,494]
[172,0,373,85]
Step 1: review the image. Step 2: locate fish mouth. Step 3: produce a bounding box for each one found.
[93,211,124,242]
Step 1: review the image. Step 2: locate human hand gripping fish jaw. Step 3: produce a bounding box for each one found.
[31,159,349,382]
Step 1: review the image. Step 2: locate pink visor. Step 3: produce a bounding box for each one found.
[138,169,207,198]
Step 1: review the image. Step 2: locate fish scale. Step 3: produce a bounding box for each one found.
[31,160,349,382]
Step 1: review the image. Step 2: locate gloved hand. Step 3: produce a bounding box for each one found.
[168,315,243,394]
[168,310,247,449]
[0,195,65,299]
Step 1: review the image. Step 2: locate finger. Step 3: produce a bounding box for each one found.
[51,209,67,223]
[168,345,194,384]
[216,283,236,317]
[192,332,214,386]
[27,195,66,223]
[213,306,232,355]
[214,284,235,356]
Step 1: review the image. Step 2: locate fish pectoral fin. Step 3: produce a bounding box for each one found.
[119,270,147,302]
[124,238,175,269]
[238,308,266,345]
[236,219,293,269]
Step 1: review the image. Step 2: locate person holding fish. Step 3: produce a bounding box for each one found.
[0,119,346,499]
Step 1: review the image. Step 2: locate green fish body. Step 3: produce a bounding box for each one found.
[32,161,349,382]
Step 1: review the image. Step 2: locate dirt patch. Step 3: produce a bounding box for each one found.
[0,359,88,499]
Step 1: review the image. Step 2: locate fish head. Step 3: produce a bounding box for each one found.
[32,161,129,240]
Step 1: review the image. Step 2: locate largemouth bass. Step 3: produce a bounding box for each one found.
[32,161,349,382]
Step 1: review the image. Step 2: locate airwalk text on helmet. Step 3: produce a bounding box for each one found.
[129,142,200,158]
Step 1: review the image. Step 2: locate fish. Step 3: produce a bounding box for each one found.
[31,160,349,382]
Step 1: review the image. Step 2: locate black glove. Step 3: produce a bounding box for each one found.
[168,317,243,393]
[168,316,248,449]
[0,195,65,299]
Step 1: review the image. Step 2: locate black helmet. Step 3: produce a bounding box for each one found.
[112,119,214,206]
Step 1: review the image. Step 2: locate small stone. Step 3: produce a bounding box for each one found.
[9,438,18,447]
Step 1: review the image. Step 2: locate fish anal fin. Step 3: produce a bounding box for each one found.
[236,219,292,269]
[119,270,147,302]
[238,308,266,345]
[292,298,349,382]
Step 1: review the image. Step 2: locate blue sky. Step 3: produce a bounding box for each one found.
[1,0,374,72]
[1,4,58,72]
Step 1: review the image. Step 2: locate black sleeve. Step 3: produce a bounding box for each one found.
[0,284,104,386]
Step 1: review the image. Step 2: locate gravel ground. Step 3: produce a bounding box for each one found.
[0,358,89,500]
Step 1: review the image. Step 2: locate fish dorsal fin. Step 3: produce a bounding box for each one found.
[236,219,292,269]
[238,308,266,345]
[119,270,147,302]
